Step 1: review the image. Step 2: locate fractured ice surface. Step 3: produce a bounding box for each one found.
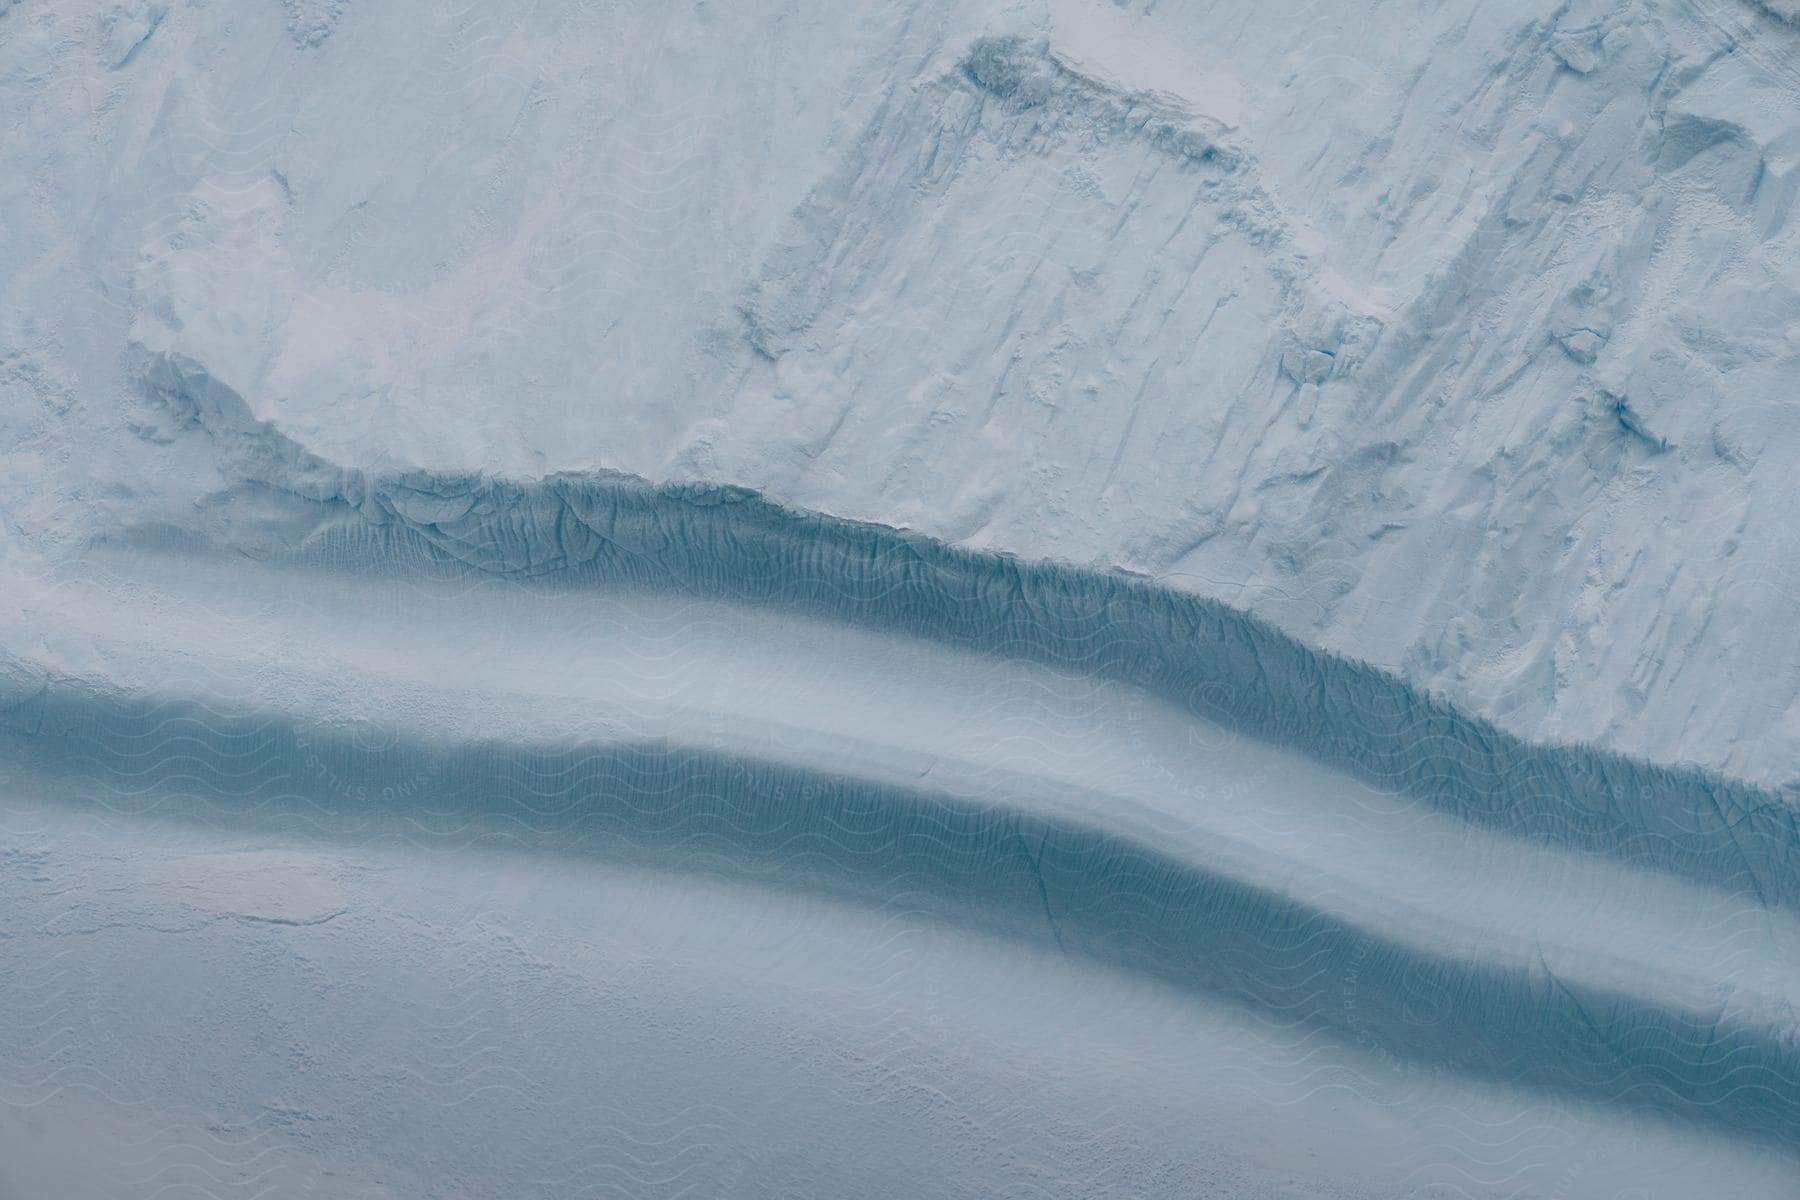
[7,0,1800,781]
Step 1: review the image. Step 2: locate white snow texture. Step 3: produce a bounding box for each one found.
[2,0,1800,1197]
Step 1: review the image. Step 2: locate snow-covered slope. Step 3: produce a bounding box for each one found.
[7,0,1799,783]
[5,0,1800,1195]
[4,507,1800,1196]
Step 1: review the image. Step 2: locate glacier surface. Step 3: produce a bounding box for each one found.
[8,0,1800,781]
[3,0,1800,1196]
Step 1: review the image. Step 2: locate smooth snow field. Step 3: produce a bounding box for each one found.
[6,0,1800,1196]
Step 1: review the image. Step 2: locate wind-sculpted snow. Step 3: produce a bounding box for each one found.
[6,0,1800,1195]
[26,1,1789,786]
[0,355,1795,1191]
[7,687,1800,1147]
[138,355,1800,910]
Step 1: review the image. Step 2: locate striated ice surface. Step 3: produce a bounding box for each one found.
[4,0,1800,1196]
[8,0,1800,781]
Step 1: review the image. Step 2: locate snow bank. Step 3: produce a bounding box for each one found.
[8,672,1800,1144]
[44,0,1797,787]
[129,353,1800,912]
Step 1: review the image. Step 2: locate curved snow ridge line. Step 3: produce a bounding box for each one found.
[136,347,1800,910]
[957,36,1243,171]
[5,691,1800,1144]
[739,33,1280,362]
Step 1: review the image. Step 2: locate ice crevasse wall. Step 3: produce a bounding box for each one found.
[5,0,1800,786]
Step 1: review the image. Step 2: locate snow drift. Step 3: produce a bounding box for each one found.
[5,0,1800,1195]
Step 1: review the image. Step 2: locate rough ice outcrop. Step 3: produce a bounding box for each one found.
[280,0,346,48]
[6,0,1797,787]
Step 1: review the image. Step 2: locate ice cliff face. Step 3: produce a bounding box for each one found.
[5,0,1800,786]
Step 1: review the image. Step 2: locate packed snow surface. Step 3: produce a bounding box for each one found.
[10,0,1800,781]
[4,0,1800,1196]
